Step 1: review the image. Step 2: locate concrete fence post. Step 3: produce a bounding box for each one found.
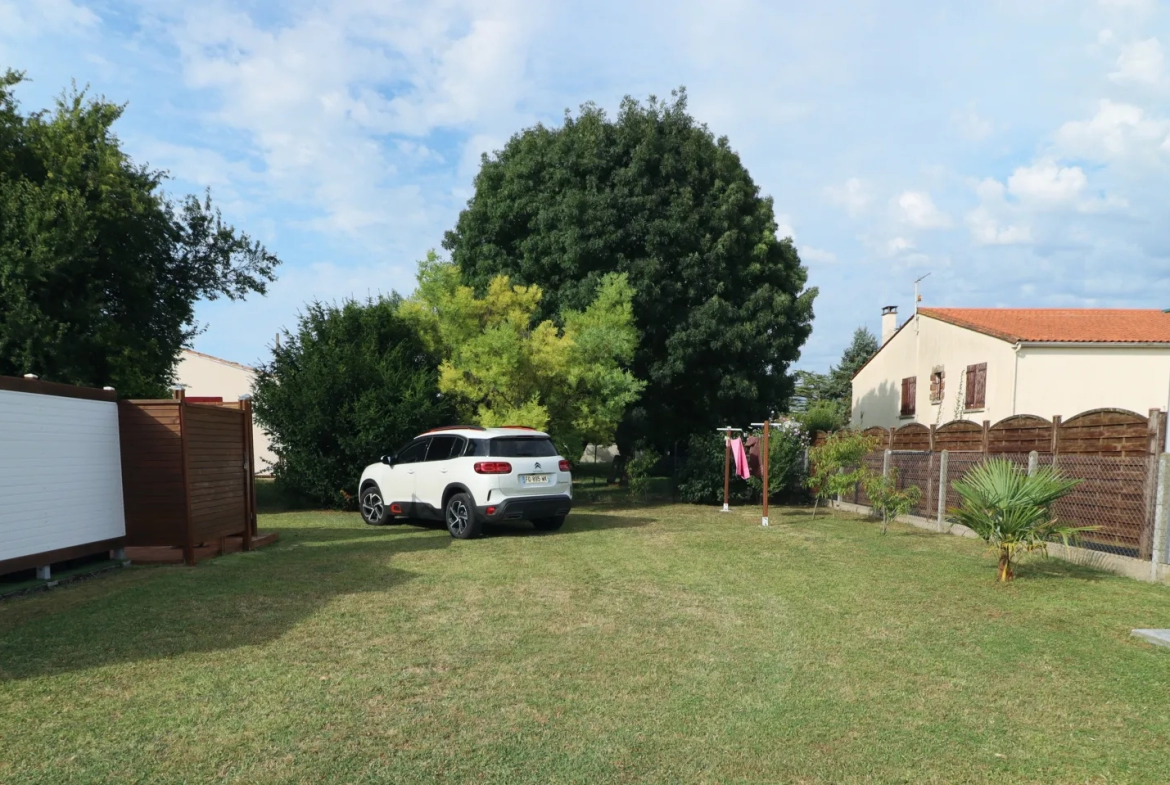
[882,449,891,479]
[1151,453,1170,581]
[936,450,949,532]
[1027,451,1038,477]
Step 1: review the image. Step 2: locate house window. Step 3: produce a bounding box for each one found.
[965,363,987,409]
[900,376,916,417]
[929,368,945,403]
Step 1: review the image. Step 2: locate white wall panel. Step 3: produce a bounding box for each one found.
[0,389,126,562]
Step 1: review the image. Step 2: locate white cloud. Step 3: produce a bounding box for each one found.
[0,0,98,34]
[896,191,950,228]
[966,207,1032,245]
[1055,99,1170,161]
[1007,160,1087,204]
[161,0,544,240]
[800,245,837,263]
[1110,38,1165,85]
[824,177,873,216]
[1098,0,1155,10]
[886,236,915,254]
[775,213,796,240]
[951,106,993,141]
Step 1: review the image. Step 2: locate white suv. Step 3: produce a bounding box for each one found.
[358,426,573,539]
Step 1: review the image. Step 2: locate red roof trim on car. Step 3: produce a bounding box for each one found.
[425,425,487,434]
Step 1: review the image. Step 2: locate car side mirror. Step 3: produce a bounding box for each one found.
[381,454,394,466]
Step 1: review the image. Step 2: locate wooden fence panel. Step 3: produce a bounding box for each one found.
[1056,409,1150,457]
[933,420,983,452]
[891,423,930,450]
[185,403,248,543]
[119,401,187,547]
[119,397,253,560]
[987,415,1053,454]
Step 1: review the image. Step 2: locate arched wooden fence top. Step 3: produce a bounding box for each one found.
[861,426,891,448]
[1057,408,1151,456]
[891,422,930,450]
[933,420,983,452]
[987,414,1053,454]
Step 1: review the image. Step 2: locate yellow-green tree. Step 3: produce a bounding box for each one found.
[401,252,644,458]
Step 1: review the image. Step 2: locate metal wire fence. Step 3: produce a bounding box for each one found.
[846,448,1157,559]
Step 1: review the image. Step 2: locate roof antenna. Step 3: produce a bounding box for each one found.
[914,272,931,314]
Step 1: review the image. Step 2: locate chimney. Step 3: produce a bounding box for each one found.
[881,306,898,345]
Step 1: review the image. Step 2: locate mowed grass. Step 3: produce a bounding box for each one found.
[3,506,1170,784]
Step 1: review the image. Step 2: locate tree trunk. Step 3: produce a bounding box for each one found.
[997,551,1015,582]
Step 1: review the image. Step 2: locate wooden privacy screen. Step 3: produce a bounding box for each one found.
[119,392,257,565]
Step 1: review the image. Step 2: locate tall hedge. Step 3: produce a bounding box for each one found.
[252,296,454,508]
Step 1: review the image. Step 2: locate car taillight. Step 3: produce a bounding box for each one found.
[559,460,571,472]
[474,461,512,474]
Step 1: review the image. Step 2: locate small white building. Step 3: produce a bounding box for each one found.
[851,306,1170,429]
[175,349,276,475]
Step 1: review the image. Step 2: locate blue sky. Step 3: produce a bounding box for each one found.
[3,0,1170,371]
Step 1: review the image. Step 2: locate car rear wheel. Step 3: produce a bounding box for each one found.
[445,492,482,539]
[532,516,565,532]
[360,485,390,526]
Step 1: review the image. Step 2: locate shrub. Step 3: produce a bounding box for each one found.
[627,446,660,498]
[864,469,922,534]
[251,297,455,509]
[677,432,752,504]
[746,419,809,503]
[677,421,808,505]
[950,458,1086,582]
[798,400,845,436]
[807,430,881,517]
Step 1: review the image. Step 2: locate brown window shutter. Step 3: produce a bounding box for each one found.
[965,365,976,408]
[908,376,916,415]
[974,363,987,408]
[900,378,908,415]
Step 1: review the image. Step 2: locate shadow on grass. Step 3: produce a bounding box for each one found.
[0,530,450,682]
[374,511,658,539]
[1016,558,1108,583]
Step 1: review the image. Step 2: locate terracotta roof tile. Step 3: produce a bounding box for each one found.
[918,308,1170,344]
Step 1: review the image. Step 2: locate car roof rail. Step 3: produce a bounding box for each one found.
[425,425,486,434]
[498,425,537,430]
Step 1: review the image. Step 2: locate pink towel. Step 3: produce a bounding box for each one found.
[730,437,750,480]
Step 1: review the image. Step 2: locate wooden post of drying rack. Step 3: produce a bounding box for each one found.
[716,427,743,512]
[751,420,783,527]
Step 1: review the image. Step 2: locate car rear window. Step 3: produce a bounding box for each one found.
[489,437,558,458]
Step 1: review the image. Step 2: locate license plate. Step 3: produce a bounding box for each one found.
[520,474,551,485]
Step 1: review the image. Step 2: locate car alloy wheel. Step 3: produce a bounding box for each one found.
[361,490,385,524]
[446,498,471,536]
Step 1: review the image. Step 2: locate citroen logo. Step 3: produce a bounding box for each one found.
[535,462,542,470]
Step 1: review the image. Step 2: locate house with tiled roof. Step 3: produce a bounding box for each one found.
[175,349,275,475]
[850,306,1170,429]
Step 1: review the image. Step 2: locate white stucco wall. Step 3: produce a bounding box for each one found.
[1015,346,1170,418]
[0,390,126,563]
[174,350,276,475]
[852,313,1017,429]
[852,313,1170,428]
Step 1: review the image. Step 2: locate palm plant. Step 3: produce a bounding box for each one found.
[949,458,1087,582]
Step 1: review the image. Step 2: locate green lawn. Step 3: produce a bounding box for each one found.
[3,505,1170,784]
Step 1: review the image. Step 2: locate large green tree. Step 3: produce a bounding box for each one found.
[400,252,644,460]
[444,88,816,450]
[252,297,454,508]
[0,71,278,396]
